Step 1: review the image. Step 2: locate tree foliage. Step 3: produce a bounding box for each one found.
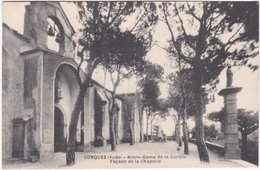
[138,61,164,111]
[142,79,161,110]
[167,69,196,117]
[207,108,259,136]
[204,124,218,139]
[137,61,164,81]
[207,108,259,160]
[223,2,259,42]
[161,2,258,88]
[138,65,162,141]
[74,2,158,84]
[161,1,258,162]
[66,2,159,165]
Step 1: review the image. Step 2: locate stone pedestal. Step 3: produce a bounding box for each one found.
[218,87,242,159]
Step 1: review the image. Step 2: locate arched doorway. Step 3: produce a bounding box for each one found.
[54,107,65,152]
[54,64,81,151]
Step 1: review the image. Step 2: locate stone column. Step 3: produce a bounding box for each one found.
[218,66,242,159]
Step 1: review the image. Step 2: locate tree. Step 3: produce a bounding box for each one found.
[121,95,136,145]
[101,30,150,150]
[66,2,158,165]
[161,2,258,162]
[137,62,164,141]
[207,108,259,158]
[204,124,218,140]
[141,79,161,141]
[149,102,162,141]
[167,68,196,155]
[126,105,135,145]
[144,98,169,141]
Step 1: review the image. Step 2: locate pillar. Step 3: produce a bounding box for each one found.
[218,66,242,159]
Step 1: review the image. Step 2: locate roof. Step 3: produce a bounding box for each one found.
[2,23,31,43]
[57,2,76,34]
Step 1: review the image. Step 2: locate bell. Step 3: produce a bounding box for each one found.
[47,27,55,36]
[55,33,62,43]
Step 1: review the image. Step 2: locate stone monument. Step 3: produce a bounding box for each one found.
[218,66,242,159]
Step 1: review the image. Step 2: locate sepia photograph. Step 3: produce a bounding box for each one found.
[2,1,259,169]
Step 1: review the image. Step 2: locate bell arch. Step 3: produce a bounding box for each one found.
[47,16,65,53]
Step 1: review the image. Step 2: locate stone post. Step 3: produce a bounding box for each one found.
[218,66,242,159]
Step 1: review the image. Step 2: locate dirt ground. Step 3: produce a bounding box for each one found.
[2,141,254,169]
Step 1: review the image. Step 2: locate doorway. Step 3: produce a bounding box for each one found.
[12,119,25,158]
[54,107,65,152]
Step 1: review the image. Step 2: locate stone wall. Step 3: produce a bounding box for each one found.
[3,1,76,157]
[134,98,141,143]
[83,87,95,151]
[2,24,35,158]
[116,98,123,142]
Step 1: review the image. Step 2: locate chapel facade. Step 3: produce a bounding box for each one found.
[2,2,142,160]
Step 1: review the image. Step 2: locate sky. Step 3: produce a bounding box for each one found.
[2,2,259,135]
[59,2,259,113]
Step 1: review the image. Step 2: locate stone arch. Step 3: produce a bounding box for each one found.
[53,63,85,150]
[54,63,79,125]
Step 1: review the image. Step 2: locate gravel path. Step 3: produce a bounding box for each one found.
[3,141,248,169]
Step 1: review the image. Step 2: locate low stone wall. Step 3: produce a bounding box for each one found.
[189,138,224,156]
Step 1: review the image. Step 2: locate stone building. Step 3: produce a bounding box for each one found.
[2,2,141,160]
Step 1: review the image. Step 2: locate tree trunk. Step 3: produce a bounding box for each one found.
[182,109,189,155]
[139,107,144,143]
[114,112,119,144]
[66,86,87,166]
[176,121,182,148]
[195,113,209,162]
[109,109,116,151]
[241,132,247,159]
[194,72,210,162]
[150,119,153,141]
[129,120,134,145]
[175,112,182,148]
[109,102,119,151]
[146,112,149,141]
